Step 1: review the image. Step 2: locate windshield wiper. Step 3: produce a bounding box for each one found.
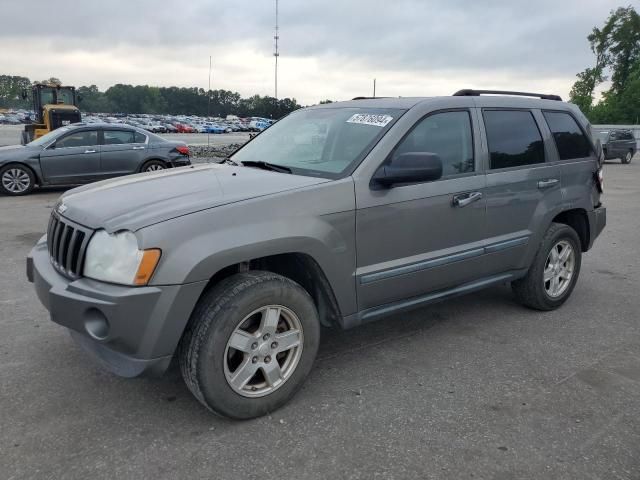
[223,157,242,166]
[240,160,292,174]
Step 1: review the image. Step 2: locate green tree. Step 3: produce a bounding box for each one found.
[570,6,640,123]
[0,75,31,108]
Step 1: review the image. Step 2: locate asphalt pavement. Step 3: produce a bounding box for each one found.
[1,158,639,479]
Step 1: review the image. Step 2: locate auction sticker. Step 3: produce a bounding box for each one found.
[346,113,393,127]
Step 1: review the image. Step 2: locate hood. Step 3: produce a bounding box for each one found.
[0,144,40,161]
[58,164,329,232]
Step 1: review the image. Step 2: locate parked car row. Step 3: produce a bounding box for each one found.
[0,109,275,133]
[82,113,274,134]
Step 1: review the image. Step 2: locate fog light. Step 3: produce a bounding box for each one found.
[84,308,109,340]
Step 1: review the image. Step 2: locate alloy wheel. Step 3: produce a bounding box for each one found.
[223,305,304,398]
[145,164,165,172]
[1,168,31,193]
[543,240,575,298]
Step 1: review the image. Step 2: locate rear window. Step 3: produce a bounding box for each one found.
[483,110,545,169]
[543,111,592,160]
[104,130,135,145]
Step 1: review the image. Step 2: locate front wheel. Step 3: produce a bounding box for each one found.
[179,271,320,419]
[622,150,633,164]
[512,223,582,311]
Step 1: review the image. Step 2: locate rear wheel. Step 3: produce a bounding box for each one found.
[622,150,633,164]
[0,164,35,196]
[179,271,320,419]
[512,223,582,311]
[141,160,166,172]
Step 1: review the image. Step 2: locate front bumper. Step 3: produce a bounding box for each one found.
[27,236,207,377]
[587,206,606,250]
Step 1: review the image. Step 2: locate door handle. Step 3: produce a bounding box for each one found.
[537,178,559,189]
[132,146,145,150]
[84,149,96,154]
[452,191,483,207]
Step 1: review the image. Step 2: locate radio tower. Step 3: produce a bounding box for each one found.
[274,0,279,101]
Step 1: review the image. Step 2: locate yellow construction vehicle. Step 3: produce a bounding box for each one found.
[21,83,82,144]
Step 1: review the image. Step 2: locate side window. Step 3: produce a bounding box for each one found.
[104,130,135,145]
[609,131,619,140]
[483,110,545,169]
[56,130,98,149]
[543,111,592,160]
[624,132,635,141]
[394,111,474,177]
[134,132,147,144]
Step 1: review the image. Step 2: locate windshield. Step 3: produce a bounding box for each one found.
[27,126,71,147]
[232,107,404,178]
[57,89,75,105]
[594,130,609,143]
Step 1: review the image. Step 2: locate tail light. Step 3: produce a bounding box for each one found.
[595,167,604,193]
[175,145,190,156]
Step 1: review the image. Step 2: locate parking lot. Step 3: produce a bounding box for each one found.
[1,158,639,479]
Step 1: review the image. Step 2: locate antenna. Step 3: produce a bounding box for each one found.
[274,0,279,101]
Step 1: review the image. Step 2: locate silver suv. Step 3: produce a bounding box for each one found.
[27,90,606,419]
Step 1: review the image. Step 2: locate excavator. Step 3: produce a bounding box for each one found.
[21,83,82,144]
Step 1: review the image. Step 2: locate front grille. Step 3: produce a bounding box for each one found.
[47,212,93,279]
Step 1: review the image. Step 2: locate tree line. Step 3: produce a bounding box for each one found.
[0,75,303,118]
[570,6,640,124]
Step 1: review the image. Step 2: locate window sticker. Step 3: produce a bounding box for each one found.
[346,113,393,127]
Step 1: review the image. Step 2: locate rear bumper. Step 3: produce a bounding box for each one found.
[587,206,606,250]
[27,236,207,377]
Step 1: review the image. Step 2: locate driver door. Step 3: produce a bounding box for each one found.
[355,109,488,311]
[39,129,101,185]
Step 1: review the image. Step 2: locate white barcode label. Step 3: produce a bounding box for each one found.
[346,113,393,127]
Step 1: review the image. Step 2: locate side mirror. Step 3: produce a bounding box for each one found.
[372,152,443,188]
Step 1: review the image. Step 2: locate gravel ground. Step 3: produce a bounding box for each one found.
[1,158,639,479]
[0,124,250,148]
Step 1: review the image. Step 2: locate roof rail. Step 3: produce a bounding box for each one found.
[351,96,390,100]
[453,89,562,101]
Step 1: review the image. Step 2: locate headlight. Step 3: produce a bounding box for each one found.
[83,230,161,286]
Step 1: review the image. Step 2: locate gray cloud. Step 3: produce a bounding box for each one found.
[0,0,617,103]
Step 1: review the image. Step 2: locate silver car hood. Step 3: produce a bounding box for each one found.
[59,164,329,232]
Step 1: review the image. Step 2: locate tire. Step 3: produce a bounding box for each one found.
[140,160,166,172]
[0,163,35,196]
[179,271,321,419]
[622,150,633,164]
[512,222,582,311]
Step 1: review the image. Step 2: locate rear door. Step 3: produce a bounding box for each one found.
[39,129,101,184]
[541,110,599,213]
[99,129,148,178]
[480,108,563,275]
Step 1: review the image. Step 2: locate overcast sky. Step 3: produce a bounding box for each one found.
[0,0,619,105]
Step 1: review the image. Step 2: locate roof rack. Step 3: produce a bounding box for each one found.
[453,89,562,101]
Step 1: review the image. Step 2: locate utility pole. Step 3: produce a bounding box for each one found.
[207,55,212,147]
[373,78,376,97]
[274,0,279,102]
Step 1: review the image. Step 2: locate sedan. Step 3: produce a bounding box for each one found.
[0,123,190,196]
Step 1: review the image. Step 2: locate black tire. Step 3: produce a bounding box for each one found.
[512,222,582,311]
[622,150,633,164]
[0,163,35,196]
[140,159,166,172]
[179,271,320,419]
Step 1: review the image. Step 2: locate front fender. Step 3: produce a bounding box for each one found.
[138,179,358,316]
